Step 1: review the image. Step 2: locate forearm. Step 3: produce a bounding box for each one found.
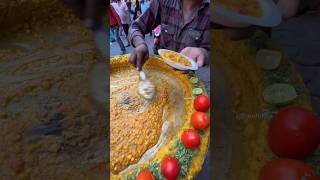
[132,33,147,47]
[129,24,146,47]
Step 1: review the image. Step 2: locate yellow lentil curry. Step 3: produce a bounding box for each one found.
[110,71,171,174]
[160,51,192,67]
[215,0,263,17]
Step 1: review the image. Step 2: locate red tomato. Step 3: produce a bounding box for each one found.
[268,107,320,159]
[181,129,201,149]
[194,95,210,112]
[136,169,155,180]
[161,156,179,180]
[191,112,210,130]
[259,158,319,180]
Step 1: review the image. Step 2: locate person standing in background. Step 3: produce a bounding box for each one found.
[140,0,149,14]
[111,0,124,37]
[110,4,126,54]
[147,0,152,36]
[125,0,132,12]
[110,29,116,44]
[130,1,135,21]
[117,0,131,47]
[111,0,120,14]
[133,0,141,20]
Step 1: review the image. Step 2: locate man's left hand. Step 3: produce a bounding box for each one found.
[180,47,208,68]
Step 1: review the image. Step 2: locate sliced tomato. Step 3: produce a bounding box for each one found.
[259,159,319,180]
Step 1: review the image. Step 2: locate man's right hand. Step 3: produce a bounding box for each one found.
[129,43,149,71]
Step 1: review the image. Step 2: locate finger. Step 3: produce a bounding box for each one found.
[180,48,198,61]
[136,52,143,71]
[196,54,205,67]
[129,52,137,68]
[180,48,187,55]
[180,70,190,74]
[180,47,190,55]
[143,53,149,67]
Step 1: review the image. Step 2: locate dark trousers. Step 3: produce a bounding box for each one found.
[110,25,125,52]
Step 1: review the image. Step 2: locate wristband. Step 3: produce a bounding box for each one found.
[135,41,148,48]
[132,35,146,48]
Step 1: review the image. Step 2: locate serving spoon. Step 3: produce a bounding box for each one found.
[138,69,156,100]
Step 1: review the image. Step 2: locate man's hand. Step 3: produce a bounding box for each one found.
[276,0,300,18]
[129,43,149,71]
[180,47,208,67]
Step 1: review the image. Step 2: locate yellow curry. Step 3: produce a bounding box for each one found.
[161,51,192,67]
[110,73,171,174]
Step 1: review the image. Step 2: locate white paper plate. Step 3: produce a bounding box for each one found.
[212,0,281,27]
[158,49,198,71]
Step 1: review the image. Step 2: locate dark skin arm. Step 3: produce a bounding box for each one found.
[129,36,149,71]
[128,0,161,71]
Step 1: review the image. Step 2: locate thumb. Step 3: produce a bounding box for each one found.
[196,53,205,67]
[136,54,142,71]
[129,52,137,68]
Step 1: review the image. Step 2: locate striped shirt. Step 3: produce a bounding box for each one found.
[129,0,210,52]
